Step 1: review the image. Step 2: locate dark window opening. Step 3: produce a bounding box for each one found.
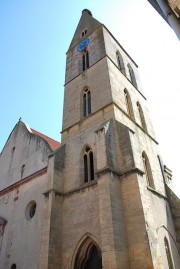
[128,64,138,88]
[142,152,154,189]
[137,102,147,131]
[81,29,87,37]
[12,147,15,156]
[82,50,89,71]
[83,146,94,183]
[25,201,37,220]
[83,89,91,117]
[21,164,25,179]
[83,93,87,117]
[9,146,15,171]
[124,90,131,115]
[88,91,91,114]
[86,51,89,68]
[84,245,102,269]
[84,154,88,183]
[89,151,94,181]
[116,51,126,76]
[83,54,86,71]
[29,203,36,219]
[75,242,102,269]
[11,264,17,269]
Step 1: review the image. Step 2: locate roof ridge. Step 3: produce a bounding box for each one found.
[31,128,60,151]
[31,128,60,143]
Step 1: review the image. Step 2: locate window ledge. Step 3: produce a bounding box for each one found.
[147,186,167,199]
[64,179,98,197]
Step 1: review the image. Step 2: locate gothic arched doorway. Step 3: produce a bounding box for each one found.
[74,237,102,269]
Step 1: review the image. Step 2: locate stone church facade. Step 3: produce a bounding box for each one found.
[0,9,180,269]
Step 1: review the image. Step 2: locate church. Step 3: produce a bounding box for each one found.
[0,9,180,269]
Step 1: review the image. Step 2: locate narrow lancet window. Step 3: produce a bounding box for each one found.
[116,51,126,76]
[124,89,134,119]
[142,152,154,188]
[84,154,88,183]
[21,164,25,179]
[83,93,87,117]
[82,50,89,71]
[88,90,91,114]
[83,88,91,117]
[9,146,15,171]
[137,102,147,131]
[164,237,174,269]
[128,64,138,88]
[83,146,94,183]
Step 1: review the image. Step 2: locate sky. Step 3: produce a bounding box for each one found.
[0,0,179,196]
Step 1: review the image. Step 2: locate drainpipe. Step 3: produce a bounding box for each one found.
[156,0,180,39]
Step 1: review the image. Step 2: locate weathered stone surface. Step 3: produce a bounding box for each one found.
[1,9,180,269]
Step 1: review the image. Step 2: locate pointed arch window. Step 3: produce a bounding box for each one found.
[83,146,94,183]
[142,152,154,188]
[74,236,102,269]
[21,164,25,179]
[12,146,15,157]
[128,64,138,88]
[82,50,89,71]
[124,89,134,119]
[137,102,147,131]
[83,88,91,117]
[116,51,126,76]
[9,146,15,171]
[164,237,174,269]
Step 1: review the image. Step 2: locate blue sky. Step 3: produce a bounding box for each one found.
[0,1,180,195]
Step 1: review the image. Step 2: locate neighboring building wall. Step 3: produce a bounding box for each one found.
[168,0,180,17]
[147,0,180,39]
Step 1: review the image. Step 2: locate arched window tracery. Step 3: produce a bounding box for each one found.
[137,102,147,131]
[74,237,102,269]
[142,151,154,189]
[116,51,126,76]
[83,88,91,117]
[128,64,138,88]
[83,50,89,71]
[83,146,94,183]
[124,89,134,119]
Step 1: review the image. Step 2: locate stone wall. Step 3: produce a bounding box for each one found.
[0,172,47,269]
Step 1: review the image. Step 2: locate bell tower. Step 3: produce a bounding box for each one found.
[40,9,180,269]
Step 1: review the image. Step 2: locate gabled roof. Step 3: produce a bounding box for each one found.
[0,121,61,155]
[31,128,60,151]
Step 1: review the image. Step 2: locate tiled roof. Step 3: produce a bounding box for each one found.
[31,128,60,151]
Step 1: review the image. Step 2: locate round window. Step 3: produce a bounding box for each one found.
[11,264,16,269]
[25,201,36,220]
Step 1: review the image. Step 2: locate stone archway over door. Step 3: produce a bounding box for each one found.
[74,237,102,269]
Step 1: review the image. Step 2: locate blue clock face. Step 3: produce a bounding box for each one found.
[77,38,89,52]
